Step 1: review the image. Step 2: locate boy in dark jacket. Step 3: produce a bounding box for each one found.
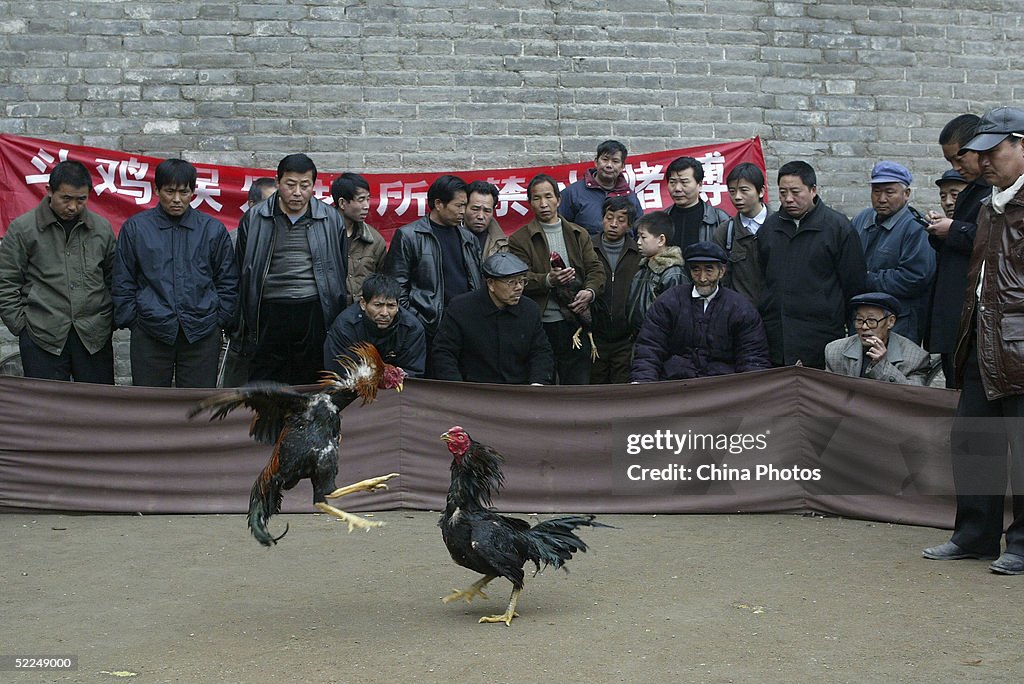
[627,211,687,335]
[590,197,641,383]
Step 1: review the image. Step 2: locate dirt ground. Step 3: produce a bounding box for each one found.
[3,510,1022,683]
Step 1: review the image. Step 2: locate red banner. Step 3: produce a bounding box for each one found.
[0,134,764,242]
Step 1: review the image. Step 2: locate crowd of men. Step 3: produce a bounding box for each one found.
[1,108,1022,574]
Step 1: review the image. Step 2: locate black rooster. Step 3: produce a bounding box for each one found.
[188,343,405,546]
[439,426,610,625]
[549,250,598,361]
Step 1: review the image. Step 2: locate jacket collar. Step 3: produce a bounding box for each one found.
[36,199,99,232]
[582,168,633,197]
[841,333,907,364]
[256,193,331,221]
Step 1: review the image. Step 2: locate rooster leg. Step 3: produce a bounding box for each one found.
[587,331,599,361]
[478,587,522,626]
[570,326,584,350]
[325,472,399,500]
[442,574,495,604]
[313,502,384,533]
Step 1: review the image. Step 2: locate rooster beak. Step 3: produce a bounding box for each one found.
[440,432,450,442]
[396,381,404,393]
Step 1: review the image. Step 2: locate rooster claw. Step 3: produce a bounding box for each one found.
[325,473,399,500]
[478,611,519,626]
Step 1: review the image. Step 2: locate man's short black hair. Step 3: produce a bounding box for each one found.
[361,273,402,303]
[427,174,467,209]
[596,139,628,161]
[154,158,197,191]
[331,172,370,205]
[666,156,705,183]
[48,160,92,192]
[247,177,276,204]
[939,114,981,147]
[634,210,674,241]
[726,162,766,192]
[466,180,499,205]
[777,160,817,189]
[602,195,637,225]
[527,173,560,199]
[277,153,317,182]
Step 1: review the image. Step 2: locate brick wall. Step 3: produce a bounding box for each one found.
[0,0,1019,380]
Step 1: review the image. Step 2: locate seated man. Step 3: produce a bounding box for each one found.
[631,241,769,382]
[432,253,553,384]
[324,273,426,378]
[824,292,931,385]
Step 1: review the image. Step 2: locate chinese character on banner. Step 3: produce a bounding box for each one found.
[25,148,70,185]
[191,167,223,212]
[95,157,153,205]
[697,152,727,207]
[378,180,428,218]
[312,178,332,205]
[624,162,665,210]
[490,175,530,218]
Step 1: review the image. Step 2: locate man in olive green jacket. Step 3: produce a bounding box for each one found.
[0,160,116,383]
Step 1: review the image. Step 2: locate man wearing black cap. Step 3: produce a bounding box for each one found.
[432,252,554,384]
[922,106,1024,576]
[631,241,769,382]
[824,292,931,384]
[925,114,991,388]
[851,161,935,344]
[935,169,968,219]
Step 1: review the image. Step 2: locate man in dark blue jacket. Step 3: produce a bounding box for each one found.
[850,161,935,343]
[112,158,237,387]
[631,242,769,382]
[323,273,426,378]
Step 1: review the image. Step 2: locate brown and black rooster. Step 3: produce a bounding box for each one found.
[549,250,598,361]
[439,426,610,625]
[188,343,405,546]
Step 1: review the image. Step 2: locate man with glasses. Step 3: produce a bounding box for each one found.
[432,253,553,384]
[824,292,931,384]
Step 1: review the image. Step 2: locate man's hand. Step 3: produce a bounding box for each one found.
[926,211,952,239]
[568,288,593,315]
[547,265,576,287]
[864,335,888,364]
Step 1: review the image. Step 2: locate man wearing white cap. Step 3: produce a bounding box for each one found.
[851,161,935,343]
[923,106,1024,576]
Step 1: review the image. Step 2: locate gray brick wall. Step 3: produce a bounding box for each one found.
[1,0,1019,380]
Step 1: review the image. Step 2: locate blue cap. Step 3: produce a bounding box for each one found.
[683,241,728,264]
[870,161,912,186]
[850,292,900,317]
[935,168,966,186]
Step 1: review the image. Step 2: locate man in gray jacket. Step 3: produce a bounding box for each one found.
[0,160,116,383]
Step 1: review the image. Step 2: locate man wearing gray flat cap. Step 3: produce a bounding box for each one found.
[824,292,930,384]
[923,105,1024,576]
[432,252,553,384]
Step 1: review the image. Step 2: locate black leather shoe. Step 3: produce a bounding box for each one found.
[922,541,998,560]
[989,553,1024,575]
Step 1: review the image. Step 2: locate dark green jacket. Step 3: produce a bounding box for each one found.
[0,199,115,354]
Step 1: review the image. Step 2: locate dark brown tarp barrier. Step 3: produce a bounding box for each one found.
[0,368,964,528]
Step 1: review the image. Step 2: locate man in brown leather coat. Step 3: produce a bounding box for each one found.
[923,106,1024,576]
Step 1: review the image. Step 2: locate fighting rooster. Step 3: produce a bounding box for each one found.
[549,250,598,361]
[439,426,610,625]
[188,343,405,546]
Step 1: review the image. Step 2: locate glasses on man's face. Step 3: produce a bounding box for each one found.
[497,277,527,288]
[853,316,888,329]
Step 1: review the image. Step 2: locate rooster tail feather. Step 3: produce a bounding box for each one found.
[247,448,287,547]
[526,514,613,571]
